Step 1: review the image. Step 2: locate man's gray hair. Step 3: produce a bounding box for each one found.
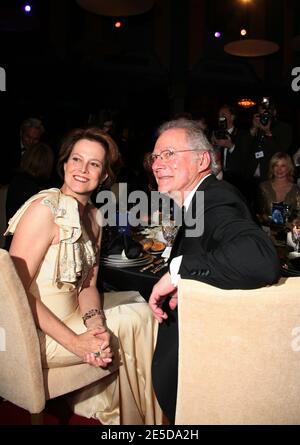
[157,118,218,174]
[21,118,45,135]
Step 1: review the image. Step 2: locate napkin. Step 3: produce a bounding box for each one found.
[103,233,143,259]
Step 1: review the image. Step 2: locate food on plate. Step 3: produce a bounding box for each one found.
[140,238,166,252]
[141,239,154,251]
[151,241,166,252]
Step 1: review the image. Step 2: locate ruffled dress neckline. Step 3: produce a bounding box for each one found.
[5,188,96,289]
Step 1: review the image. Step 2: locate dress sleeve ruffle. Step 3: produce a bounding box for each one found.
[5,188,96,286]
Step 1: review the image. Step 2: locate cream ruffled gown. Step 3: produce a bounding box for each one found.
[5,188,162,425]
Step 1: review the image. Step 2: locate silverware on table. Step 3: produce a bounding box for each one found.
[152,262,168,274]
[139,258,164,272]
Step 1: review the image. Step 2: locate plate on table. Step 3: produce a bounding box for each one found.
[146,249,164,256]
[145,246,166,256]
[141,239,166,255]
[287,251,300,260]
[101,254,153,268]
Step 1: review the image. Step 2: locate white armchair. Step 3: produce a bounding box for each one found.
[175,277,300,425]
[0,248,119,423]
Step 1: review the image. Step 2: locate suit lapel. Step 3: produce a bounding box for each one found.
[169,175,216,260]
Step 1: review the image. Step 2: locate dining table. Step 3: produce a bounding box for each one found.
[264,221,300,277]
[97,225,171,301]
[98,260,166,301]
[97,220,300,300]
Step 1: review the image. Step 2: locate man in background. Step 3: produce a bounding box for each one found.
[212,104,249,195]
[245,98,292,183]
[9,118,45,177]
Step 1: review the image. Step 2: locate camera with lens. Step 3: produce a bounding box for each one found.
[214,116,228,139]
[259,97,272,126]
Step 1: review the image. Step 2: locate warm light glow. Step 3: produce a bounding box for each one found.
[240,28,247,36]
[238,98,256,108]
[240,0,251,4]
[114,21,122,28]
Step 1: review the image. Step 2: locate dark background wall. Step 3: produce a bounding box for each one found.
[1,0,300,148]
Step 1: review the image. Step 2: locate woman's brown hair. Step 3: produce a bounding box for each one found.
[57,127,123,187]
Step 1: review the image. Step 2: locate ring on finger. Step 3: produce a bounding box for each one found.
[93,350,102,359]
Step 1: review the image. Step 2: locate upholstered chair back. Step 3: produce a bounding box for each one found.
[175,277,300,425]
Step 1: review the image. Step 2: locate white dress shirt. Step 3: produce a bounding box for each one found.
[169,173,211,285]
[223,127,235,170]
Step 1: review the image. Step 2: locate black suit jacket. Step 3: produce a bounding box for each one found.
[223,128,247,175]
[245,120,293,182]
[218,128,251,199]
[152,175,280,423]
[175,175,280,288]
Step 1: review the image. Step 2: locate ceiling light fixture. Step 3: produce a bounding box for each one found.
[224,39,279,57]
[238,98,256,108]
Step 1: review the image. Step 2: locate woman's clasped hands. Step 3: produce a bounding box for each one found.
[73,326,113,368]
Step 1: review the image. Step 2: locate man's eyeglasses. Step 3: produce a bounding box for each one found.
[150,149,200,165]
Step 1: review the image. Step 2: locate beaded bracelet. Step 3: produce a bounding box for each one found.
[82,308,106,326]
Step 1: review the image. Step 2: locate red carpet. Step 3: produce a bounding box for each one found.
[0,397,100,425]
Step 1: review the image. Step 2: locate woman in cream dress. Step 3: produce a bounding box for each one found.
[5,128,162,425]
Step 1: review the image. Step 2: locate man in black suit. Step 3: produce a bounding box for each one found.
[148,118,280,423]
[212,104,249,196]
[9,118,45,177]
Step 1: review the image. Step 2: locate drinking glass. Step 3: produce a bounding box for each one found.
[161,219,178,247]
[283,203,292,223]
[292,219,300,252]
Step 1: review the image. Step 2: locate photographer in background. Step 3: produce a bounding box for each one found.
[246,98,292,182]
[211,104,249,196]
[243,97,293,213]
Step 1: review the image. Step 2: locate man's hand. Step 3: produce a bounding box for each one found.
[252,113,272,135]
[148,272,178,323]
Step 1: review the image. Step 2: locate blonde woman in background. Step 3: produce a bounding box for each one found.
[257,152,300,222]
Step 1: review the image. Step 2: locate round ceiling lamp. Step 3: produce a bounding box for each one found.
[76,0,155,17]
[224,39,279,57]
